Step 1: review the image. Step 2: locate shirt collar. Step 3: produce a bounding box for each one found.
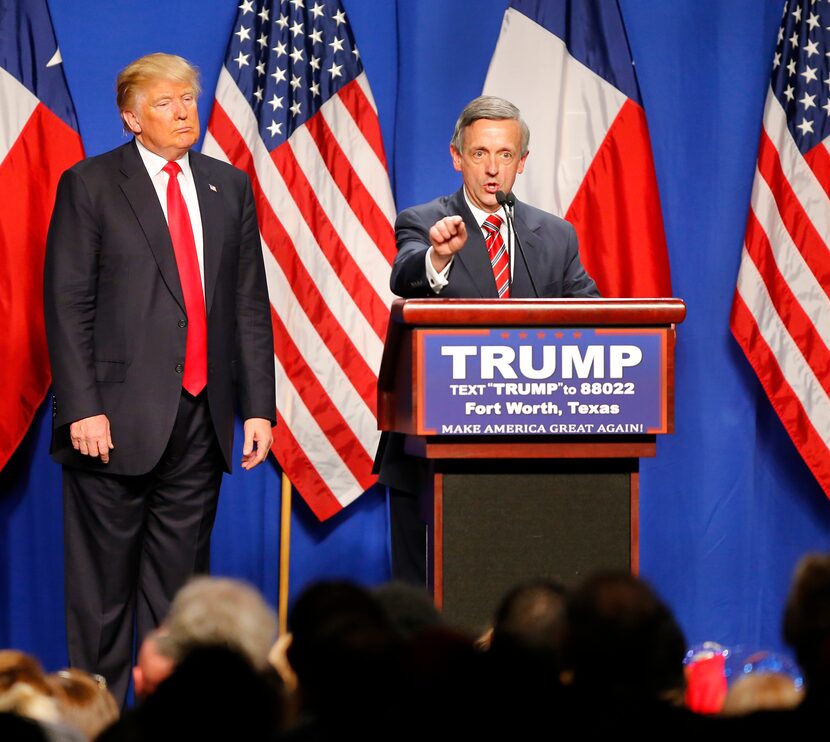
[134,138,192,179]
[462,186,506,229]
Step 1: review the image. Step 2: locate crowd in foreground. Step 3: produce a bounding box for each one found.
[1,553,827,740]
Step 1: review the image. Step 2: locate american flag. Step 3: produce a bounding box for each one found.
[483,0,671,298]
[0,0,84,469]
[203,0,396,520]
[731,0,830,498]
[731,0,830,496]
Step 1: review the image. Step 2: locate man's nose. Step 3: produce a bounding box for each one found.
[484,155,499,174]
[172,101,187,118]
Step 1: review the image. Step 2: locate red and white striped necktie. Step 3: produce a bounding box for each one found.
[164,161,207,395]
[482,213,510,298]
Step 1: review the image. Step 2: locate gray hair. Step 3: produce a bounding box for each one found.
[157,577,278,671]
[450,95,530,156]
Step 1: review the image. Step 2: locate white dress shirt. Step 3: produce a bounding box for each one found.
[134,138,206,296]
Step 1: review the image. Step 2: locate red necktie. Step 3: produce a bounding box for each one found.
[163,161,207,395]
[482,213,510,298]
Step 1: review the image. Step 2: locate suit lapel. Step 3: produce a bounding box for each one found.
[510,200,542,298]
[189,151,224,314]
[449,188,499,298]
[119,141,186,312]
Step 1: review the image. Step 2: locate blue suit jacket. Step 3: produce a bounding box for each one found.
[390,187,599,299]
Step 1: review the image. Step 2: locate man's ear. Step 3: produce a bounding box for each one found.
[450,144,463,173]
[132,665,144,697]
[517,149,529,175]
[122,110,141,135]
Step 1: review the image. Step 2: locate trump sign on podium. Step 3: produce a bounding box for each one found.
[416,327,668,436]
[378,298,684,443]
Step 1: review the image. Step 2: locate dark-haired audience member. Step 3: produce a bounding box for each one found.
[397,624,491,742]
[563,572,710,733]
[718,553,830,735]
[0,713,50,742]
[283,581,404,741]
[490,578,567,658]
[479,580,569,736]
[372,580,443,640]
[783,552,830,706]
[370,581,495,741]
[99,646,283,742]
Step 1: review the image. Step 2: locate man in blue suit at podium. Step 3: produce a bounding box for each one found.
[377,96,599,583]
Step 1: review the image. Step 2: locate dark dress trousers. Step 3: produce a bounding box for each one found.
[378,187,600,583]
[43,140,276,703]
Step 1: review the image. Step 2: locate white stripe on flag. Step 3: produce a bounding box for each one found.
[321,80,397,222]
[483,7,627,216]
[201,131,230,163]
[288,122,396,312]
[750,164,830,341]
[259,229,380,458]
[273,354,365,506]
[0,67,38,163]
[735,247,830,435]
[762,90,830,238]
[356,73,379,114]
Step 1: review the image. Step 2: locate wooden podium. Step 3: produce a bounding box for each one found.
[378,298,685,630]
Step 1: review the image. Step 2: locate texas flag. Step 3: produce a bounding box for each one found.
[0,0,84,469]
[483,0,671,298]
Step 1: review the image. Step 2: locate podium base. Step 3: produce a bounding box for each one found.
[426,458,637,632]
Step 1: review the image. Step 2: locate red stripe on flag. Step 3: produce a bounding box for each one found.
[271,409,345,521]
[565,99,672,298]
[337,79,389,169]
[804,142,830,203]
[207,102,378,412]
[271,304,376,477]
[0,103,83,468]
[304,109,396,264]
[757,129,830,294]
[743,209,830,397]
[730,291,830,497]
[270,140,389,340]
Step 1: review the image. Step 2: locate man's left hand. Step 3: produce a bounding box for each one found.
[241,417,274,470]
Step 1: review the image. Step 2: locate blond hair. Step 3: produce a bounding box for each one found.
[116,52,200,131]
[721,672,803,716]
[47,668,119,739]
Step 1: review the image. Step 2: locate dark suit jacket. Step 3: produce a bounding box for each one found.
[390,187,599,299]
[377,188,599,492]
[44,140,276,475]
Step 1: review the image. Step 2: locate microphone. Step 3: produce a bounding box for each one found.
[495,190,539,298]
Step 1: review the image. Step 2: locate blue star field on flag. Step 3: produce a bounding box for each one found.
[771,0,830,153]
[225,0,363,149]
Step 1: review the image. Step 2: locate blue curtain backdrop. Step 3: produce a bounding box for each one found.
[3,0,830,670]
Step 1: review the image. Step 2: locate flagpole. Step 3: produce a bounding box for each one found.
[278,472,292,635]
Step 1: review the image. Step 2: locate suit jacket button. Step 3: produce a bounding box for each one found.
[175,363,184,374]
[178,319,187,328]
